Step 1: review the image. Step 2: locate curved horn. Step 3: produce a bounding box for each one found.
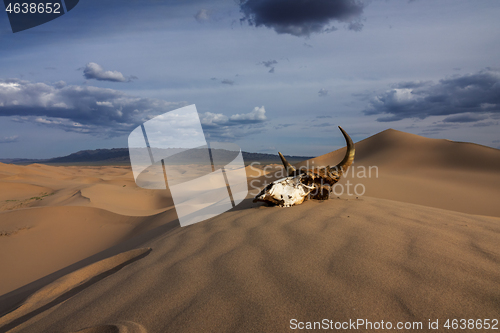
[330,126,355,175]
[278,152,296,176]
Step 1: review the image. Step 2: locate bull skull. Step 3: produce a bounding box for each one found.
[253,126,355,207]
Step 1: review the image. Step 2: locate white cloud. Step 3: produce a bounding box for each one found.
[199,106,268,140]
[229,106,267,123]
[0,78,184,136]
[318,88,329,97]
[201,106,267,127]
[96,101,114,107]
[0,135,19,144]
[195,9,210,22]
[82,62,135,82]
[200,112,229,126]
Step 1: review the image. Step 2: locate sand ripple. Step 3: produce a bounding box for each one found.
[0,248,151,332]
[72,321,147,333]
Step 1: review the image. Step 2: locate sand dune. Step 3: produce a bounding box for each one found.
[0,183,52,202]
[0,129,499,332]
[1,198,499,332]
[0,164,172,215]
[80,184,172,216]
[0,248,151,331]
[0,206,145,295]
[0,164,177,295]
[298,129,500,217]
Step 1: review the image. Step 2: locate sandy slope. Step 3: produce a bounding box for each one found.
[0,129,499,332]
[0,206,148,295]
[1,197,498,333]
[297,129,500,217]
[0,163,265,295]
[0,164,165,215]
[0,164,176,295]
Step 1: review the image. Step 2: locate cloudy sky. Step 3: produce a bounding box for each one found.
[1,0,499,159]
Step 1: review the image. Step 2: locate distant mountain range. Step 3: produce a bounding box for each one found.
[0,148,313,166]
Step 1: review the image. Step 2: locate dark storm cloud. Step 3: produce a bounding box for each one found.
[390,80,432,89]
[471,120,499,127]
[0,78,183,136]
[442,113,488,123]
[82,62,137,82]
[364,68,500,122]
[259,60,278,73]
[239,0,365,36]
[347,20,363,31]
[0,78,269,139]
[262,60,277,67]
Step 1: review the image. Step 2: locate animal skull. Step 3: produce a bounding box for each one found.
[253,126,355,207]
[253,175,315,207]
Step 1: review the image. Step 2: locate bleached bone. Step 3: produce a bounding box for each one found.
[253,126,355,207]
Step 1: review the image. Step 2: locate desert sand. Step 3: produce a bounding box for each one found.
[0,129,499,332]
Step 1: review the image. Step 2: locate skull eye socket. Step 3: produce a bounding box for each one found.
[280,195,283,199]
[288,195,292,199]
